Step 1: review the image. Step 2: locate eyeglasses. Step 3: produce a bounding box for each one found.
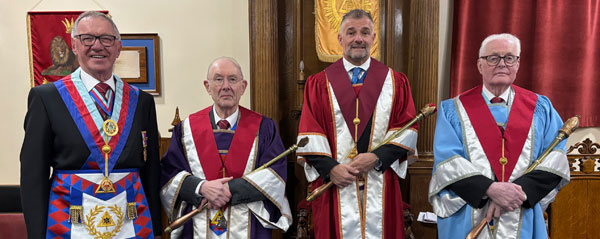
[75,34,118,47]
[211,77,242,86]
[480,55,519,66]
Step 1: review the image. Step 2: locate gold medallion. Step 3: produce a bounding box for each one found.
[103,119,119,137]
[348,147,358,159]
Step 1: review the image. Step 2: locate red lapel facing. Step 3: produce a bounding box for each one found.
[460,85,537,181]
[504,86,537,178]
[224,107,261,178]
[189,106,262,180]
[326,58,388,141]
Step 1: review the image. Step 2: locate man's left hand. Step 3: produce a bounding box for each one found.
[349,153,377,174]
[485,201,506,223]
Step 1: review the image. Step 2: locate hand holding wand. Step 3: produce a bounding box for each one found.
[164,137,310,234]
[465,116,579,239]
[305,104,437,202]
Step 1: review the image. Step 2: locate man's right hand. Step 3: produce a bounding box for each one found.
[330,164,359,188]
[485,182,526,211]
[199,177,233,209]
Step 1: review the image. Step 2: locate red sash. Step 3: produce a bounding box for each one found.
[325,58,388,140]
[188,106,262,180]
[460,85,537,181]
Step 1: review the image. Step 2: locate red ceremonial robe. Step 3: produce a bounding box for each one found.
[297,58,417,239]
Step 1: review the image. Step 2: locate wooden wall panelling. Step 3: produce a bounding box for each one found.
[249,0,280,122]
[401,0,439,237]
[276,0,307,237]
[405,0,438,153]
[406,155,437,238]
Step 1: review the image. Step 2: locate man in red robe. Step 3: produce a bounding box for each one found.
[297,9,418,239]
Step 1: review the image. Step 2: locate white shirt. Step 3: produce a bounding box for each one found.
[211,106,239,129]
[483,85,514,106]
[80,68,116,92]
[342,57,371,81]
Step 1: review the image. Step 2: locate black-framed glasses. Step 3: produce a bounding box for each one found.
[75,34,118,47]
[480,55,520,66]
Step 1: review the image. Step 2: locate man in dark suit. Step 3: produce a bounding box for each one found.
[20,11,161,238]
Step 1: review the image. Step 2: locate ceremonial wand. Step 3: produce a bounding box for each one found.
[164,137,310,234]
[305,104,437,202]
[466,116,579,239]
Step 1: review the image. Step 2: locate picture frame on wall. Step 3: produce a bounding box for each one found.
[114,33,161,96]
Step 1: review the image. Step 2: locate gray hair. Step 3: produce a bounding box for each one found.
[206,56,244,80]
[71,11,120,39]
[340,9,374,32]
[479,33,521,57]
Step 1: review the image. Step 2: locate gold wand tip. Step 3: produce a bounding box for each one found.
[298,137,310,147]
[164,227,172,234]
[560,115,580,136]
[420,103,437,117]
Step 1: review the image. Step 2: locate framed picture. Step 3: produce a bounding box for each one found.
[114,33,161,96]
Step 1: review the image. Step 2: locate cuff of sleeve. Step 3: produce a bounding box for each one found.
[446,175,494,208]
[372,145,408,172]
[195,180,205,197]
[180,175,204,206]
[304,155,339,181]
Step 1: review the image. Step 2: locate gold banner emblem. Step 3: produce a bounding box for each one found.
[84,204,124,239]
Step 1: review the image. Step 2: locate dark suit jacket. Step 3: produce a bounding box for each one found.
[20,81,162,238]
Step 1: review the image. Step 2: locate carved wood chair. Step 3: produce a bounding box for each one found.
[549,138,600,238]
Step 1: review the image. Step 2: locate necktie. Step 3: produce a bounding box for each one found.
[93,82,113,120]
[351,67,363,84]
[217,119,230,130]
[490,96,504,104]
[490,96,506,136]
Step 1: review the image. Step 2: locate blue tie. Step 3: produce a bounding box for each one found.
[351,67,362,84]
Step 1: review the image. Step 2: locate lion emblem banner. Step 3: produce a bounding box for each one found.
[27,11,108,86]
[315,0,380,62]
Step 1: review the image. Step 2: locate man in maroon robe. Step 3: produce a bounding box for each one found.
[160,57,291,239]
[297,9,418,239]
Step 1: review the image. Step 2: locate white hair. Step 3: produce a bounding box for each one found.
[479,33,521,57]
[71,11,120,39]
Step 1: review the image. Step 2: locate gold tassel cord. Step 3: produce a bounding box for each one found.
[127,202,138,220]
[69,205,83,224]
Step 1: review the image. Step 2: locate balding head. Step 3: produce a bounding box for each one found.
[204,57,247,118]
[206,56,243,81]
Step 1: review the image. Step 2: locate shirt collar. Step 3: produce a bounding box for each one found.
[482,85,514,105]
[212,106,239,129]
[342,57,371,73]
[80,68,116,92]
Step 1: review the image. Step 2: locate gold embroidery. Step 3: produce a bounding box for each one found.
[84,204,125,239]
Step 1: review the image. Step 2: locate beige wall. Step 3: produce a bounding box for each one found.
[0,0,250,184]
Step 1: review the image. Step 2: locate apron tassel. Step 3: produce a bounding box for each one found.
[69,205,83,224]
[127,202,137,220]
